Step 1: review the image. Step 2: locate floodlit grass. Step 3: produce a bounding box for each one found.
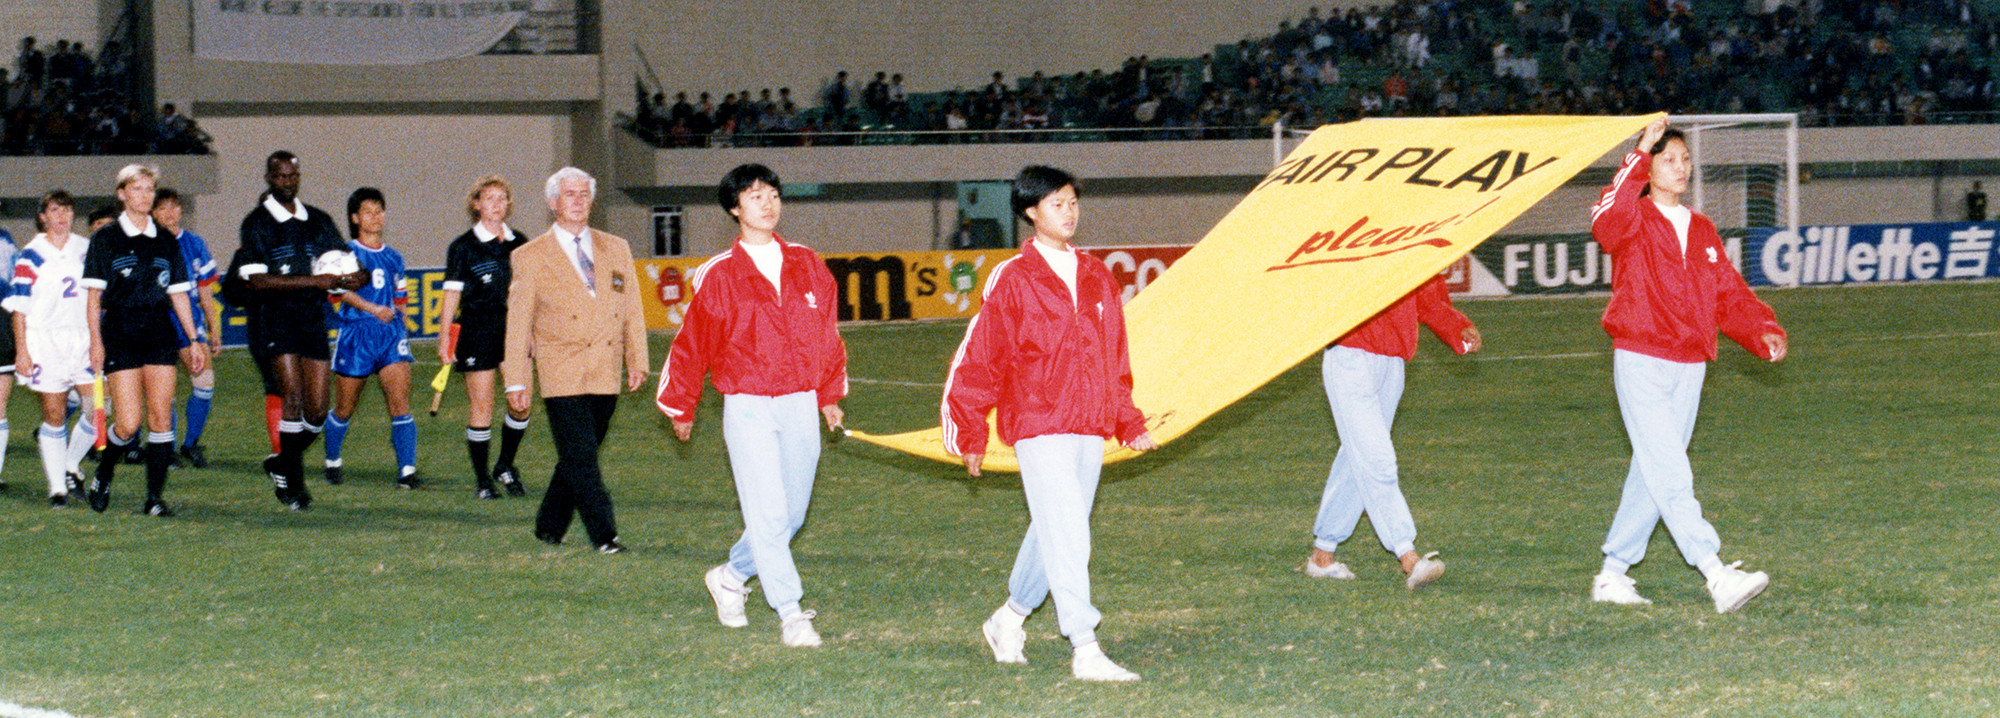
[5,281,2000,716]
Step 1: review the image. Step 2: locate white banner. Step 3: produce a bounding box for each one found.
[192,0,537,65]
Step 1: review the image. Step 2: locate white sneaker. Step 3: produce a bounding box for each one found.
[1404,551,1445,590]
[1304,558,1356,580]
[780,610,823,647]
[1705,561,1770,614]
[981,611,1028,664]
[703,565,749,628]
[1590,572,1652,604]
[1070,641,1139,682]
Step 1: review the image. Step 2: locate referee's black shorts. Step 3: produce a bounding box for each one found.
[247,312,333,362]
[452,320,507,374]
[103,308,180,374]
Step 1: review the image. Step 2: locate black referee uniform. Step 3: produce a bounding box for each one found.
[82,217,190,514]
[230,199,345,362]
[442,225,526,373]
[443,224,529,496]
[227,196,346,510]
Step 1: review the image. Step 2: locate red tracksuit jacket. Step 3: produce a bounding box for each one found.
[942,242,1148,456]
[1337,276,1473,360]
[1590,150,1786,363]
[654,237,848,418]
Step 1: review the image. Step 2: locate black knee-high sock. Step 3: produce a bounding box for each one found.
[497,417,528,468]
[97,431,132,484]
[279,429,312,480]
[145,440,172,500]
[467,425,492,483]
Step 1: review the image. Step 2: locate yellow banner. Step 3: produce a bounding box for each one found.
[849,114,1660,472]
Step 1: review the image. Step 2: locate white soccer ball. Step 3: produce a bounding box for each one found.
[313,250,360,276]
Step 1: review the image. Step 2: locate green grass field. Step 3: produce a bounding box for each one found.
[4,281,1999,717]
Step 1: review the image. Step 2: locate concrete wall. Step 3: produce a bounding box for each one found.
[192,114,572,265]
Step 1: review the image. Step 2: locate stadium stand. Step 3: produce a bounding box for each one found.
[627,0,2000,149]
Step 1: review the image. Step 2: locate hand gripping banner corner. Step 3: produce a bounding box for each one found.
[850,114,1663,472]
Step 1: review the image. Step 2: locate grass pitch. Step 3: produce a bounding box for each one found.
[3,281,1999,716]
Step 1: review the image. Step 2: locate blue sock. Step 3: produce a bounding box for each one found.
[324,413,351,465]
[389,414,417,476]
[183,387,213,448]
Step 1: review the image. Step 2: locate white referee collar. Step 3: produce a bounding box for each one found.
[117,212,157,238]
[473,223,514,243]
[263,194,306,223]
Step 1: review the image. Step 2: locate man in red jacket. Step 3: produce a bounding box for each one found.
[658,164,848,648]
[1587,117,1788,614]
[944,166,1157,682]
[1304,276,1479,589]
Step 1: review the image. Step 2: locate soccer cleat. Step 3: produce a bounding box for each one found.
[396,473,423,490]
[533,531,563,546]
[704,565,750,628]
[324,464,345,485]
[780,610,823,648]
[981,611,1028,664]
[1590,572,1652,605]
[65,472,85,496]
[475,483,501,500]
[1304,558,1356,580]
[494,465,525,496]
[595,540,627,554]
[141,498,176,518]
[1404,551,1445,590]
[1071,641,1140,682]
[178,444,208,469]
[86,478,110,513]
[49,494,69,509]
[268,455,310,510]
[1705,561,1770,614]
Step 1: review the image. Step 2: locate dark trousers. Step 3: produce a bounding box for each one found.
[537,394,620,545]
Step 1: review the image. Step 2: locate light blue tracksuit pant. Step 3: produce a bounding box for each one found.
[1312,345,1418,557]
[720,391,821,620]
[1600,349,1723,570]
[1006,433,1106,648]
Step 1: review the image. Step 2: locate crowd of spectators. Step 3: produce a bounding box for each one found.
[632,0,2000,149]
[2,35,210,156]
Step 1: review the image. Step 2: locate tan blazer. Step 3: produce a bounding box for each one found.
[502,227,649,398]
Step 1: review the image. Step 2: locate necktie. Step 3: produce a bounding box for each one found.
[576,242,595,290]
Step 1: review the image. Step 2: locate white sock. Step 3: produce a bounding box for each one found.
[992,602,1028,629]
[66,412,95,474]
[1599,557,1629,576]
[38,423,67,495]
[1696,557,1725,581]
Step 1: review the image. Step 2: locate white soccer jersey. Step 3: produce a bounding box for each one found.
[6,233,91,332]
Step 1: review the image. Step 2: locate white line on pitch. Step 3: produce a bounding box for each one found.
[0,700,79,718]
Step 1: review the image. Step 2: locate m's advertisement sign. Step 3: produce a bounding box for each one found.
[631,246,1194,331]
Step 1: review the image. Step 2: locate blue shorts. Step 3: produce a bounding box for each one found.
[330,320,413,378]
[173,315,209,350]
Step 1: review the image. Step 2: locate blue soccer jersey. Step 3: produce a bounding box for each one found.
[338,240,409,328]
[172,228,218,345]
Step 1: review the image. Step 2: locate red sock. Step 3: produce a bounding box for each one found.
[265,394,283,453]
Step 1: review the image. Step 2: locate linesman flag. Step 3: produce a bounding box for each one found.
[851,114,1661,472]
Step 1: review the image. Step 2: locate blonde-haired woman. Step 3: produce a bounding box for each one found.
[437,175,532,499]
[82,164,206,516]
